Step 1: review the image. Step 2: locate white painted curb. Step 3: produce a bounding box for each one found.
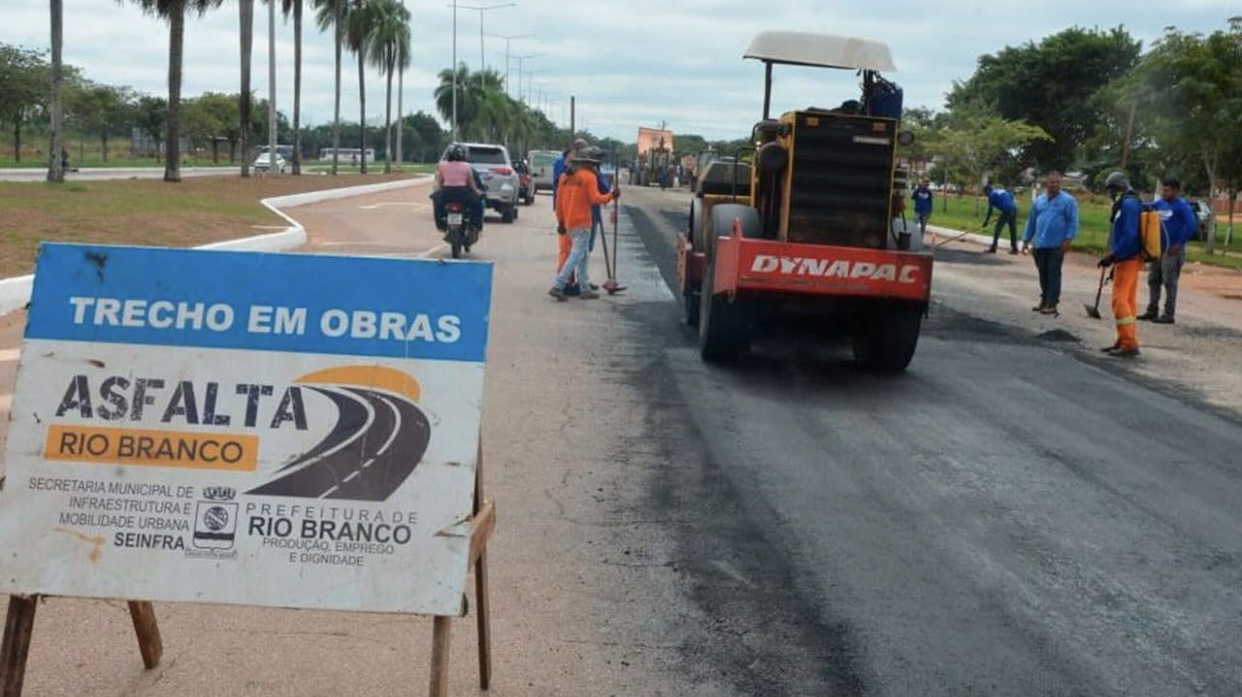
[0,176,429,316]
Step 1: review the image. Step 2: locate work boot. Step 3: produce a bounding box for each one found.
[1137,310,1157,321]
[548,287,567,302]
[1009,248,1020,255]
[1107,346,1141,358]
[984,247,998,254]
[564,283,581,297]
[1100,342,1120,353]
[1152,315,1175,324]
[1040,304,1058,316]
[579,290,601,300]
[1032,303,1046,312]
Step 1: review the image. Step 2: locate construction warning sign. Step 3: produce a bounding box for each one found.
[0,243,493,616]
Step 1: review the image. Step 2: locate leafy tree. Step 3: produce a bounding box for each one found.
[1128,18,1242,253]
[70,83,134,162]
[0,44,49,163]
[948,26,1141,170]
[123,0,226,182]
[134,94,168,158]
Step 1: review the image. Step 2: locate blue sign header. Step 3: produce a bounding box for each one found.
[25,243,493,362]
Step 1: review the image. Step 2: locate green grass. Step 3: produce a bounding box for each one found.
[925,191,1242,269]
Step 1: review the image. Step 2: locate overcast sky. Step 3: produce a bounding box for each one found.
[3,1,1238,142]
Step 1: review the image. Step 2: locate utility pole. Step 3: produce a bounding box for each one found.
[487,32,534,96]
[570,95,575,136]
[455,3,514,87]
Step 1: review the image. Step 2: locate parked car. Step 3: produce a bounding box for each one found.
[441,142,520,223]
[1190,199,1214,241]
[528,149,561,193]
[253,152,287,174]
[513,159,535,206]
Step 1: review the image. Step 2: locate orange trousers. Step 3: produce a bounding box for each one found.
[556,233,572,273]
[1111,257,1141,350]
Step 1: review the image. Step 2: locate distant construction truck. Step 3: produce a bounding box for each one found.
[677,31,931,372]
[634,126,675,188]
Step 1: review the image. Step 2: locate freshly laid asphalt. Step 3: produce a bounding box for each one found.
[1,179,1240,696]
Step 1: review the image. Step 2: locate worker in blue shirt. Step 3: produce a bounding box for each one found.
[1100,171,1143,358]
[1140,177,1198,324]
[1021,171,1079,315]
[911,178,933,236]
[981,184,1020,254]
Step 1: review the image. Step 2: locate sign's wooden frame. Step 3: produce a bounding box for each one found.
[0,445,495,697]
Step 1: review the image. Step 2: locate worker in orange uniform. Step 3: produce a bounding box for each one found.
[549,147,619,301]
[552,138,590,294]
[1099,171,1142,358]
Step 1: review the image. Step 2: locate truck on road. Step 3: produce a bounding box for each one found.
[677,31,931,372]
[635,126,675,188]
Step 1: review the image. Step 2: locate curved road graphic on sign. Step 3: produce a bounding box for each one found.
[246,387,431,502]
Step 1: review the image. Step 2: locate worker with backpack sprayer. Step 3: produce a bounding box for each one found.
[1098,171,1148,358]
[1139,177,1198,324]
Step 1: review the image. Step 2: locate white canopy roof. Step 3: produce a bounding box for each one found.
[743,32,896,72]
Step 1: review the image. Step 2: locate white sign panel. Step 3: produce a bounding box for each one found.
[0,243,493,616]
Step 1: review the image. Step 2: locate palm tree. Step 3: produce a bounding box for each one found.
[47,0,64,183]
[123,0,225,182]
[280,0,304,174]
[435,64,476,139]
[313,0,348,174]
[365,0,409,173]
[239,0,254,177]
[345,0,372,173]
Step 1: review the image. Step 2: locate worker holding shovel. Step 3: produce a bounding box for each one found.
[1099,171,1143,358]
[549,147,620,301]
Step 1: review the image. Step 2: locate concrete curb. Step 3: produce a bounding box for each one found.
[0,176,429,315]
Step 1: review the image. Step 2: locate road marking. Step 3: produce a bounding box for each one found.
[0,348,20,362]
[419,242,447,258]
[343,470,360,483]
[318,241,392,247]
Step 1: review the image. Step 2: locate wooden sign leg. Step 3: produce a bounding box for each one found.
[428,616,452,697]
[473,442,493,690]
[1,595,39,697]
[126,601,163,669]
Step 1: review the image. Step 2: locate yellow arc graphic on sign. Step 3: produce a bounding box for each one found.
[296,365,421,402]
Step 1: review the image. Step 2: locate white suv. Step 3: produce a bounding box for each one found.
[442,142,521,223]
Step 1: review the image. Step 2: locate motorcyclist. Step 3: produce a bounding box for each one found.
[433,144,485,233]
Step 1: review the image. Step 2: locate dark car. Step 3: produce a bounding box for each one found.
[513,160,535,206]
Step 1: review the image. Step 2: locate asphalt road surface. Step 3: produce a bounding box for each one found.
[3,180,1241,696]
[246,386,431,501]
[619,185,1242,697]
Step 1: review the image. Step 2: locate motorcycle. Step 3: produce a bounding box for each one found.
[443,200,481,259]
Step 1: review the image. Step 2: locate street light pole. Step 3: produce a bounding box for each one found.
[455,3,514,87]
[451,0,458,140]
[487,32,534,97]
[508,52,542,102]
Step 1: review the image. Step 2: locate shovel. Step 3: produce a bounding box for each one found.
[1085,266,1111,319]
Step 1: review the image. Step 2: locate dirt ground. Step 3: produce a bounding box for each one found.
[0,173,417,277]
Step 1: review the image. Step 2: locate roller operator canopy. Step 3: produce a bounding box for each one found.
[743,31,897,72]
